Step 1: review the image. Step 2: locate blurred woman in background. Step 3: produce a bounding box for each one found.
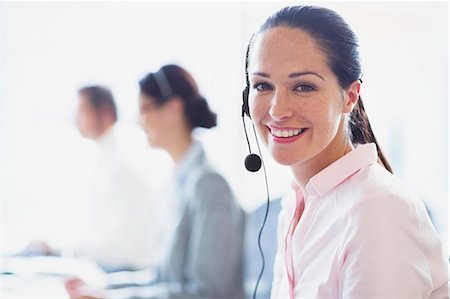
[66,64,245,299]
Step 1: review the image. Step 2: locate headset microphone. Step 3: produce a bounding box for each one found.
[245,154,262,172]
[242,86,262,172]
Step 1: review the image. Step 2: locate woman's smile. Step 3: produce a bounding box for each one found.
[267,125,309,144]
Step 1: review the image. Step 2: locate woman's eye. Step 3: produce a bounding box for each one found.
[253,82,273,92]
[295,84,315,92]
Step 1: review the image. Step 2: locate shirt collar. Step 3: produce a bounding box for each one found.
[292,143,378,198]
[174,140,204,184]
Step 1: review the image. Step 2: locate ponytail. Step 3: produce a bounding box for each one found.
[186,96,217,129]
[349,97,393,173]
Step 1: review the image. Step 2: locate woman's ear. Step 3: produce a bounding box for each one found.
[342,80,361,113]
[165,97,186,125]
[167,96,184,114]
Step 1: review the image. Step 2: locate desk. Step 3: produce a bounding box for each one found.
[1,256,106,298]
[2,274,68,298]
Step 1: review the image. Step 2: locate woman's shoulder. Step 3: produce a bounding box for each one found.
[348,163,421,207]
[188,157,228,187]
[185,158,235,203]
[343,163,432,231]
[195,168,230,190]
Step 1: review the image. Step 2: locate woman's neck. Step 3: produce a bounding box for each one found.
[291,122,354,197]
[166,130,193,165]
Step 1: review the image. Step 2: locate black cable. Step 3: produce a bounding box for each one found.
[242,114,252,153]
[252,122,270,299]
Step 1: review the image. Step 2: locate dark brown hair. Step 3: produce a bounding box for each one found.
[246,5,393,173]
[139,64,217,129]
[78,85,117,122]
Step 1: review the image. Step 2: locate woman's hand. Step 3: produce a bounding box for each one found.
[64,277,105,299]
[19,240,53,256]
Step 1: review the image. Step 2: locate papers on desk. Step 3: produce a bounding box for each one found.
[2,274,69,298]
[1,256,107,297]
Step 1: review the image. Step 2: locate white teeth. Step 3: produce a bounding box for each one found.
[271,128,305,138]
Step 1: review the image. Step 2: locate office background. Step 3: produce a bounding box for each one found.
[1,1,448,256]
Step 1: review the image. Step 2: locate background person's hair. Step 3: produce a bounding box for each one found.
[78,85,118,122]
[139,64,217,129]
[246,5,392,173]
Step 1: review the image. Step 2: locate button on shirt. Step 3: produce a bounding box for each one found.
[271,143,449,298]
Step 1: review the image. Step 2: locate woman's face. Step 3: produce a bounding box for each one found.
[139,93,173,148]
[248,26,355,167]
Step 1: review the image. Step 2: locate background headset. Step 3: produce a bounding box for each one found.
[242,35,271,299]
[153,67,174,99]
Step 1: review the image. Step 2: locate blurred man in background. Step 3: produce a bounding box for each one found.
[23,85,155,272]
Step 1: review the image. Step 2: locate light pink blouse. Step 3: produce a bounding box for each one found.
[271,143,449,298]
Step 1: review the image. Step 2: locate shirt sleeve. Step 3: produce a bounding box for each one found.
[339,193,436,298]
[105,268,157,289]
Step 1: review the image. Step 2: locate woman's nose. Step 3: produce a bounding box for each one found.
[269,90,293,121]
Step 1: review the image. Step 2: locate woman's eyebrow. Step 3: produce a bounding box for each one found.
[251,72,270,78]
[251,71,325,81]
[288,71,325,81]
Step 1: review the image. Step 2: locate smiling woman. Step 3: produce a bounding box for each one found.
[244,5,449,298]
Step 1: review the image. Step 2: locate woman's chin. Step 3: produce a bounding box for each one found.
[271,152,300,166]
[146,137,159,148]
[270,147,313,167]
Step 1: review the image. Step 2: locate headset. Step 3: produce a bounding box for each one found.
[242,86,262,172]
[242,34,263,173]
[242,39,271,299]
[153,67,174,99]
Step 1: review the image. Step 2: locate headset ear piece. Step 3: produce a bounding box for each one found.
[242,86,250,118]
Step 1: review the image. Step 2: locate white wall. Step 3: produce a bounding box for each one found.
[1,1,448,254]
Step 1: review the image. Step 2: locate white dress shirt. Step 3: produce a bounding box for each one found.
[78,128,155,271]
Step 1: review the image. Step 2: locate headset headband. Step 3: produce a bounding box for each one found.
[153,68,173,99]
